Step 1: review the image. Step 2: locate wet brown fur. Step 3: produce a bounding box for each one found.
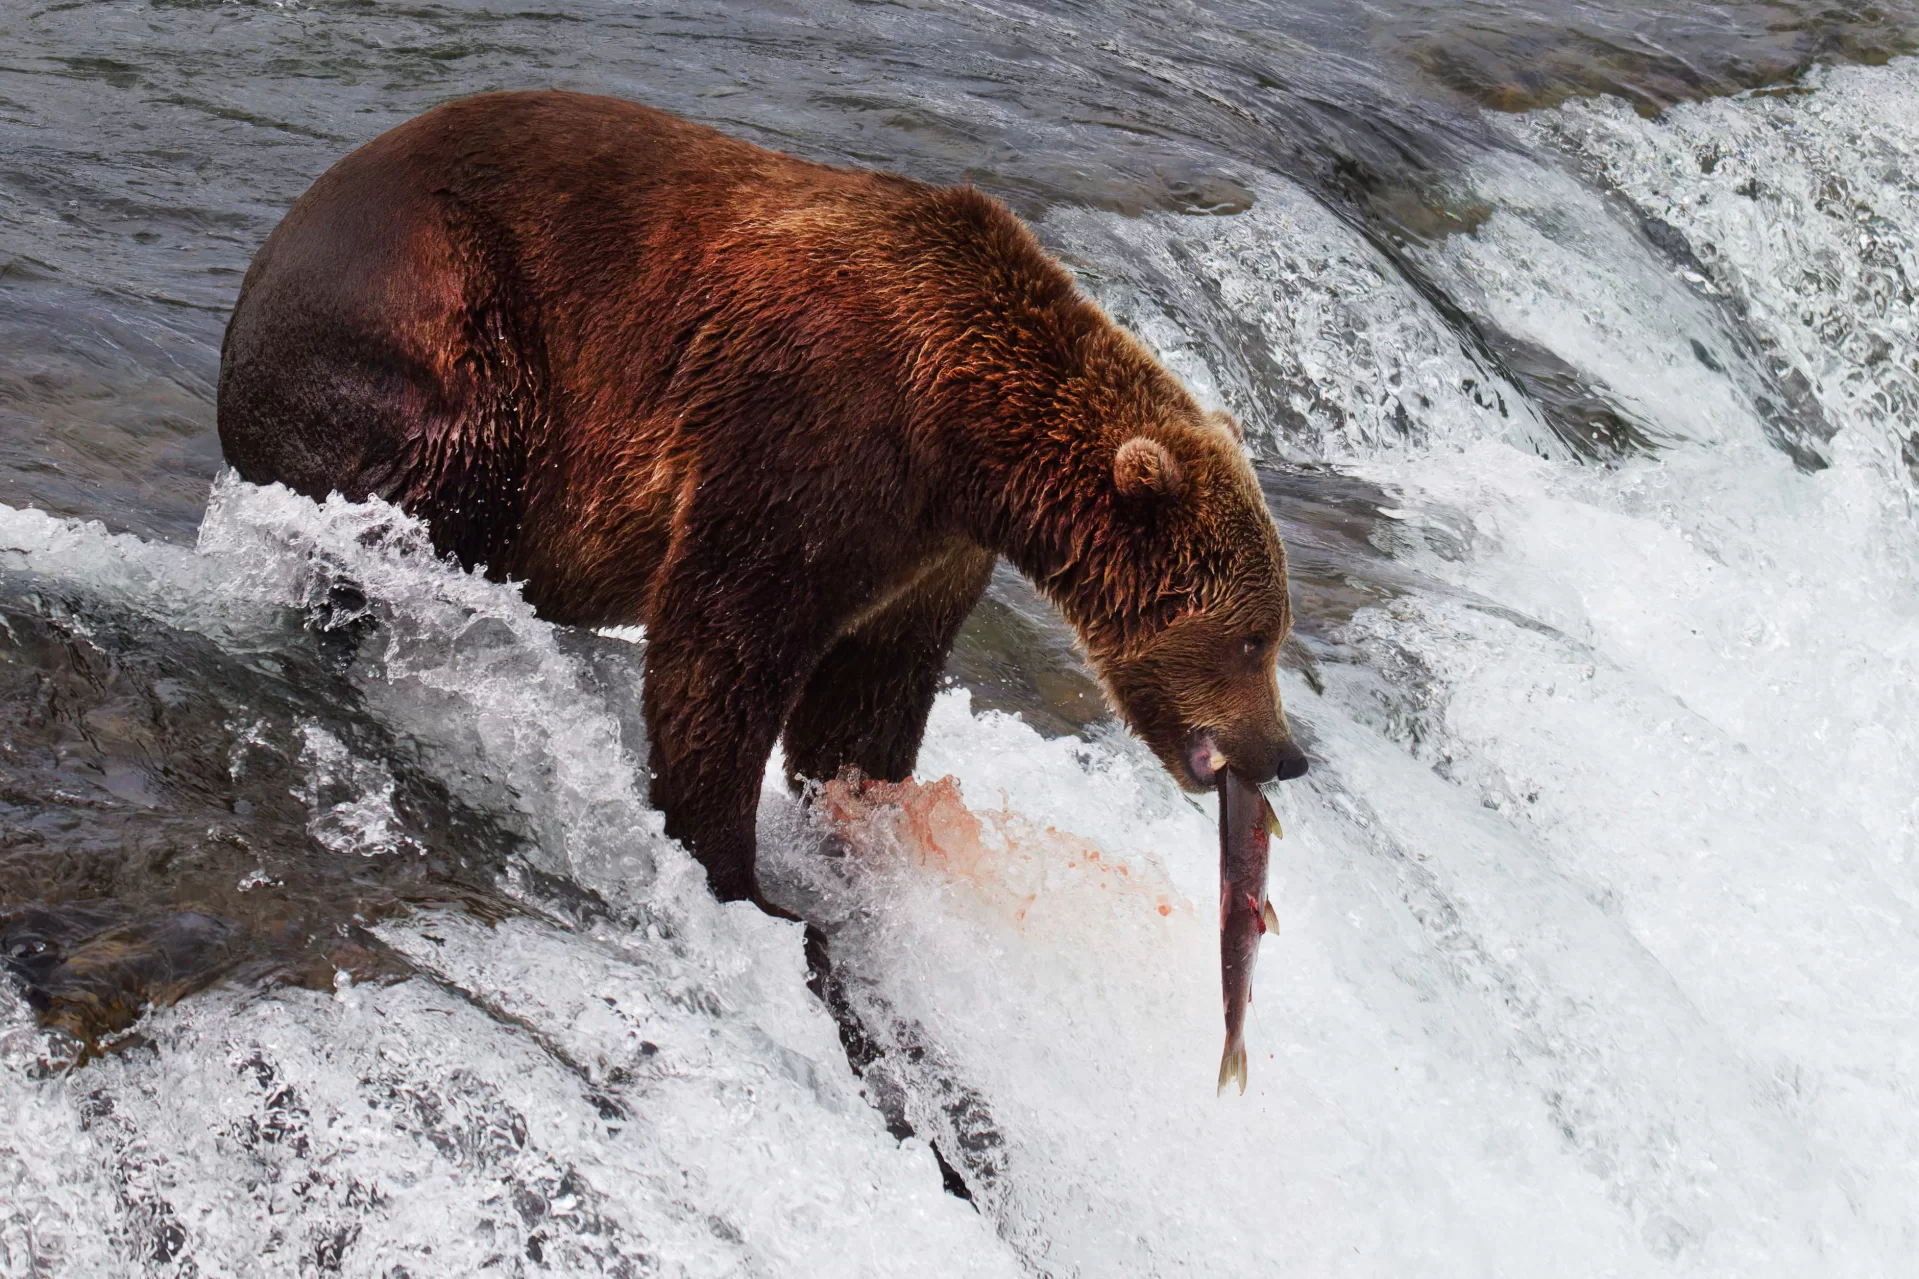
[218,91,1303,906]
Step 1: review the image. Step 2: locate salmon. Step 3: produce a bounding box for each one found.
[1218,767,1281,1095]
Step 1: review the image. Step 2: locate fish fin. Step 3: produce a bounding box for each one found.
[1262,899,1281,936]
[1260,793,1283,840]
[1217,1040,1249,1096]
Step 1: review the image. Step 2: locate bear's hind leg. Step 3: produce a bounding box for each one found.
[782,547,995,790]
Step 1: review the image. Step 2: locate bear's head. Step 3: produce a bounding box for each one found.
[1053,404,1308,793]
[923,205,1308,791]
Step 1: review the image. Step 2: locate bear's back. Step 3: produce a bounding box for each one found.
[217,91,1089,618]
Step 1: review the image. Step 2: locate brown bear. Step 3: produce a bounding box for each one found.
[217,90,1309,911]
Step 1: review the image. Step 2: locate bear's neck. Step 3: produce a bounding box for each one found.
[995,497,1163,672]
[901,240,1178,667]
[933,387,1165,671]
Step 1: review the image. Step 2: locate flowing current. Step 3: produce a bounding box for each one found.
[4,2,1919,1275]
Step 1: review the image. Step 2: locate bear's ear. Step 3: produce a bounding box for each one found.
[1113,437,1184,500]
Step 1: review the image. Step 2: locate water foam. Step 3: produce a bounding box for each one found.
[3,57,1919,1279]
[0,484,1020,1276]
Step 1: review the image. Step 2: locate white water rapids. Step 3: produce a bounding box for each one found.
[4,60,1918,1277]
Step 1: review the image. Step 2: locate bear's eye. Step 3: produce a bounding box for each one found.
[1242,635,1267,656]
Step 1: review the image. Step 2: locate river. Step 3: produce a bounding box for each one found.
[3,1,1918,1274]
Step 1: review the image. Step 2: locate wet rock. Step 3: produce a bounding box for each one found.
[2,902,237,1045]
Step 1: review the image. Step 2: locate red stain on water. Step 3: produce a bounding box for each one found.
[817,772,1191,928]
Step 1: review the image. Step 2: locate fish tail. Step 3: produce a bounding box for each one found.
[1217,1038,1249,1096]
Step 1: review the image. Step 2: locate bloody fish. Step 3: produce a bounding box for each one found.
[1218,766,1281,1095]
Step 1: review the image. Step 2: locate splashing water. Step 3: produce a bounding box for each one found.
[3,50,1919,1279]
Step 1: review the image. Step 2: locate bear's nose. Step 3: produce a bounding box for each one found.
[1273,740,1310,782]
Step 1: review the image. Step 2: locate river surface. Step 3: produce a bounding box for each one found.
[4,1,1919,1275]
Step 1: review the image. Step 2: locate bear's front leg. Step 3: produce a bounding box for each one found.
[643,648,801,909]
[641,558,828,912]
[782,545,994,788]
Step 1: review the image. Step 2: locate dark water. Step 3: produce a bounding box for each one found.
[3,1,1919,1272]
[4,0,1911,538]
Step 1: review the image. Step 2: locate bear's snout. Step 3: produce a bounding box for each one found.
[1183,726,1309,788]
[1188,726,1307,789]
[1232,736,1311,786]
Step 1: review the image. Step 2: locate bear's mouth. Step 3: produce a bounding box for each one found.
[1184,729,1226,787]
